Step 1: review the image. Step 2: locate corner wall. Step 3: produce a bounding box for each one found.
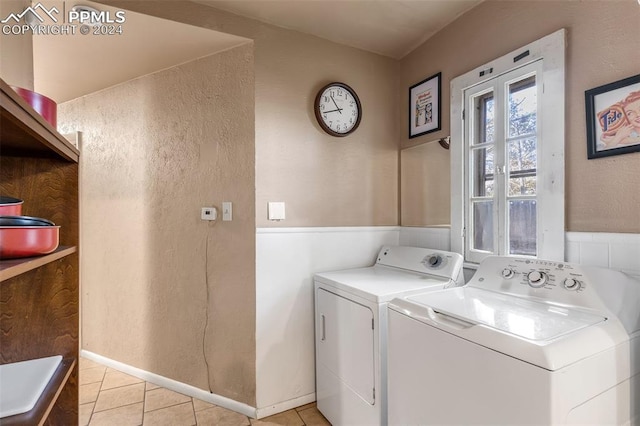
[399,0,640,233]
[58,44,257,405]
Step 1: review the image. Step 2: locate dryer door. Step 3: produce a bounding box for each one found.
[316,288,375,404]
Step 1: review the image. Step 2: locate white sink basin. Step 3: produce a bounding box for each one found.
[0,355,62,418]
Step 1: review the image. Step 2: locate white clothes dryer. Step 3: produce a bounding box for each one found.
[388,256,640,425]
[314,245,464,426]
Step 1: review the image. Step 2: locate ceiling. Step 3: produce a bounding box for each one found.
[32,0,481,103]
[33,1,248,103]
[194,0,482,59]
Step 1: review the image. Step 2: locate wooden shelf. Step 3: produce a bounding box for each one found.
[0,357,76,426]
[0,246,77,283]
[1,76,79,425]
[0,80,79,162]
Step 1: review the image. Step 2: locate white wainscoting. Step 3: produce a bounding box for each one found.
[399,226,451,250]
[566,232,640,280]
[400,227,640,279]
[255,226,400,417]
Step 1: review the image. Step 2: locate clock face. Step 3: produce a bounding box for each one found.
[314,82,362,137]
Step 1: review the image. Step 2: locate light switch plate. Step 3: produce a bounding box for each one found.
[268,202,285,221]
[222,202,232,221]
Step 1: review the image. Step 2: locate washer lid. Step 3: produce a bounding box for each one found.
[406,287,607,342]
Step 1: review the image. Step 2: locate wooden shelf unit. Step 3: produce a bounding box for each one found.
[0,78,79,425]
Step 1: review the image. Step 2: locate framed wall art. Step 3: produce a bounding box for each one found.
[585,74,640,159]
[409,72,441,139]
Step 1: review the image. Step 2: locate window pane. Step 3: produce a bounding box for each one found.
[509,200,537,256]
[472,146,494,197]
[473,201,494,253]
[474,93,494,144]
[508,76,536,138]
[508,139,536,196]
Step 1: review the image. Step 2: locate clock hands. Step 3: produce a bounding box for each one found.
[330,95,343,114]
[314,83,360,136]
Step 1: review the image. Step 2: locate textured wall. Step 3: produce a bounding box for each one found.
[99,0,399,228]
[400,0,640,233]
[58,45,257,405]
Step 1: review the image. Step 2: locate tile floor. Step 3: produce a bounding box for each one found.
[79,357,330,426]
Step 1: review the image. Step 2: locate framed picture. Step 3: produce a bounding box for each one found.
[585,74,640,159]
[409,72,441,138]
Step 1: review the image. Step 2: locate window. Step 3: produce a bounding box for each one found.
[451,30,565,264]
[465,64,540,262]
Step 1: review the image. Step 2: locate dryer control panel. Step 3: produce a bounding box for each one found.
[376,246,464,286]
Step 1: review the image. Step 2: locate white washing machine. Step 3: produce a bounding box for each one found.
[314,245,464,426]
[388,256,640,425]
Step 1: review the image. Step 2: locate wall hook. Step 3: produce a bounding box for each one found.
[438,136,450,150]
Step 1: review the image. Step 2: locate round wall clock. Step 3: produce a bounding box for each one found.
[314,82,362,137]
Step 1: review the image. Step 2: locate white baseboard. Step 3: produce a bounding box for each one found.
[255,392,316,419]
[80,350,257,419]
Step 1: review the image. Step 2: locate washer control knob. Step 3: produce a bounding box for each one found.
[501,268,515,279]
[425,255,442,268]
[527,271,548,288]
[563,278,580,290]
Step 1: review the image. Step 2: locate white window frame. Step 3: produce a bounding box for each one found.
[451,29,565,264]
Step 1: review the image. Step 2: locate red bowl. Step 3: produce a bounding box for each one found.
[10,86,57,127]
[0,227,60,259]
[0,216,60,259]
[0,196,23,216]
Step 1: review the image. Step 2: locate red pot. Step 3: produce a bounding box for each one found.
[0,196,23,216]
[10,86,57,127]
[0,216,60,259]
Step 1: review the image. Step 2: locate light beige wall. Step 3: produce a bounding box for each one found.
[401,142,450,226]
[400,0,640,233]
[99,0,399,228]
[252,25,398,227]
[0,0,34,89]
[58,45,256,404]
